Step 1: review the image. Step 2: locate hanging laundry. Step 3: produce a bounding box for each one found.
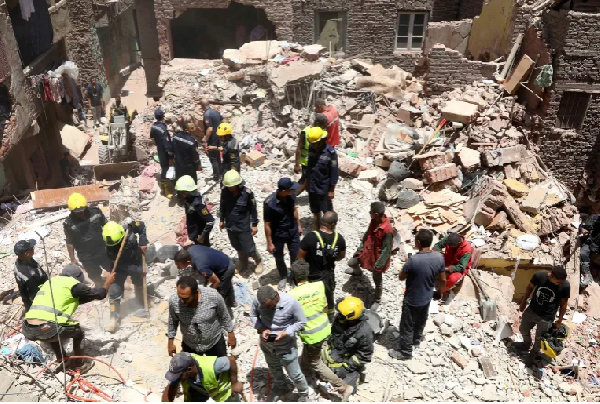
[43,76,51,101]
[18,0,35,22]
[50,77,61,102]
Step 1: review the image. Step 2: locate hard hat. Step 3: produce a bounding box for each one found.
[103,221,125,246]
[175,175,197,192]
[307,127,326,143]
[223,170,242,187]
[540,323,570,359]
[216,123,232,136]
[337,296,364,320]
[540,340,558,358]
[68,193,88,211]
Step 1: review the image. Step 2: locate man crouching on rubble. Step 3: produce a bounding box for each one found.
[22,264,115,372]
[433,232,473,302]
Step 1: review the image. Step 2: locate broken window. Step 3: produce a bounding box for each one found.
[556,91,591,130]
[314,11,347,52]
[395,12,428,51]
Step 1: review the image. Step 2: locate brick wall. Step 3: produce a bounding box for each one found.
[430,0,459,21]
[458,0,485,19]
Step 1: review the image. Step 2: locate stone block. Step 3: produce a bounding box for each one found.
[503,193,536,234]
[402,178,424,190]
[424,163,458,184]
[301,44,325,61]
[451,352,469,369]
[487,211,509,231]
[503,55,535,95]
[482,145,527,167]
[357,169,379,181]
[396,189,421,209]
[414,151,446,170]
[441,100,479,124]
[458,147,481,170]
[503,178,530,197]
[461,93,487,109]
[520,186,548,214]
[338,153,366,177]
[397,106,422,125]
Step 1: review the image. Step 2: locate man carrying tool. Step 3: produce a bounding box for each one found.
[298,211,346,320]
[201,99,223,182]
[293,114,328,196]
[264,178,302,291]
[22,264,115,372]
[174,247,236,307]
[289,260,354,401]
[150,109,174,199]
[173,121,201,184]
[214,123,240,173]
[306,127,338,229]
[321,296,374,391]
[162,352,243,402]
[175,175,214,247]
[220,170,263,274]
[346,202,394,311]
[433,232,473,300]
[168,276,236,358]
[102,220,149,332]
[315,99,340,147]
[64,192,110,287]
[13,239,48,311]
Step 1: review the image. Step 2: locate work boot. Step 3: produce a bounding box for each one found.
[106,301,121,333]
[340,385,354,402]
[160,181,173,199]
[388,349,412,360]
[252,251,263,274]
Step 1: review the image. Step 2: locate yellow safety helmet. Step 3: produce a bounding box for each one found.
[175,175,197,192]
[102,221,125,247]
[307,127,326,143]
[67,193,88,211]
[337,296,364,320]
[217,123,232,136]
[223,170,242,187]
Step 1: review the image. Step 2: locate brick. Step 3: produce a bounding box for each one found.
[482,145,527,167]
[520,186,548,214]
[338,153,366,177]
[397,106,422,125]
[458,147,481,170]
[414,151,447,170]
[503,194,536,234]
[441,100,479,124]
[424,163,458,184]
[450,352,469,369]
[503,178,530,197]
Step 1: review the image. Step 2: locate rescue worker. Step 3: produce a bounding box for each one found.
[214,123,240,173]
[110,96,129,123]
[264,178,303,290]
[102,220,149,332]
[150,109,174,199]
[162,353,243,402]
[322,296,374,391]
[347,202,394,311]
[578,214,600,287]
[306,126,338,230]
[219,170,263,274]
[289,261,353,401]
[293,114,328,196]
[175,175,214,247]
[315,98,340,147]
[173,120,200,184]
[22,264,115,372]
[13,239,48,311]
[64,192,111,287]
[433,232,473,299]
[201,99,224,182]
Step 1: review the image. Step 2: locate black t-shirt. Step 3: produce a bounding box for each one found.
[203,108,223,146]
[402,251,445,307]
[300,231,346,280]
[528,271,571,321]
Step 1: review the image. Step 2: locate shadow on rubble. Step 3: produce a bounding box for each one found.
[295,193,309,207]
[300,216,314,234]
[341,273,376,308]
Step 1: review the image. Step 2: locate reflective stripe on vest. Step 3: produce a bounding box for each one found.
[191,354,232,402]
[25,276,80,325]
[288,281,331,344]
[314,231,339,250]
[299,127,310,167]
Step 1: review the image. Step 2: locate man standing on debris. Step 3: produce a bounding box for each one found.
[322,296,374,391]
[214,123,241,173]
[168,276,236,358]
[347,202,394,311]
[86,77,104,128]
[433,232,473,298]
[174,247,236,307]
[306,126,338,229]
[578,214,600,287]
[315,99,340,147]
[162,352,243,402]
[251,285,310,401]
[102,220,149,332]
[13,239,48,311]
[515,266,570,363]
[64,192,111,287]
[264,178,302,290]
[150,109,174,199]
[389,229,446,360]
[201,99,224,182]
[22,264,115,372]
[289,260,354,401]
[220,170,263,274]
[294,114,329,196]
[175,175,214,247]
[298,211,346,320]
[174,121,201,184]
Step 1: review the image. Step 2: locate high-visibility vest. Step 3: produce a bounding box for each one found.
[25,276,80,326]
[182,355,232,402]
[289,281,331,344]
[299,127,310,167]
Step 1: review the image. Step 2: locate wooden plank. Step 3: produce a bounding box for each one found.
[31,184,111,209]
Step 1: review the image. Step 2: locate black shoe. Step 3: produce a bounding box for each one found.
[511,342,531,353]
[412,339,421,347]
[389,349,412,360]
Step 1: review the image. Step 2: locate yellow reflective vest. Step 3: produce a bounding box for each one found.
[299,127,310,166]
[25,276,80,326]
[182,355,232,402]
[289,281,331,344]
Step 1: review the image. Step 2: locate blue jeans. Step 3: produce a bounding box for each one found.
[273,235,300,280]
[260,340,308,395]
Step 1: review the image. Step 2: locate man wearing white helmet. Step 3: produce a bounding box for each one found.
[175,175,214,247]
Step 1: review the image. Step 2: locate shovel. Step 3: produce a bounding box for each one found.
[132,254,150,318]
[468,268,497,321]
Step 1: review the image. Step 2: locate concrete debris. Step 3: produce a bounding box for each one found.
[60,123,91,159]
[441,100,479,124]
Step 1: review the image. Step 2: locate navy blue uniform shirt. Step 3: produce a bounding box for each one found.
[184,192,214,242]
[188,245,231,278]
[150,121,174,157]
[263,192,298,241]
[219,186,258,233]
[307,144,339,195]
[173,131,199,170]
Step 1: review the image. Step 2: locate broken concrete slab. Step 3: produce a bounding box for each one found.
[487,211,509,231]
[402,178,424,190]
[240,40,282,64]
[504,55,535,95]
[269,61,324,89]
[503,193,536,233]
[458,147,481,170]
[301,44,326,61]
[503,178,530,197]
[520,186,548,214]
[60,123,91,158]
[482,145,527,167]
[358,169,379,181]
[397,106,423,125]
[338,153,366,177]
[441,100,479,124]
[32,184,110,210]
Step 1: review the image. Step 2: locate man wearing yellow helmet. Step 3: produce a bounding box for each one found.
[102,219,149,332]
[293,114,328,196]
[213,123,240,173]
[321,296,374,391]
[64,193,110,287]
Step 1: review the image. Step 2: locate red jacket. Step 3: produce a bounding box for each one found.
[323,106,340,147]
[436,236,473,274]
[358,216,394,273]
